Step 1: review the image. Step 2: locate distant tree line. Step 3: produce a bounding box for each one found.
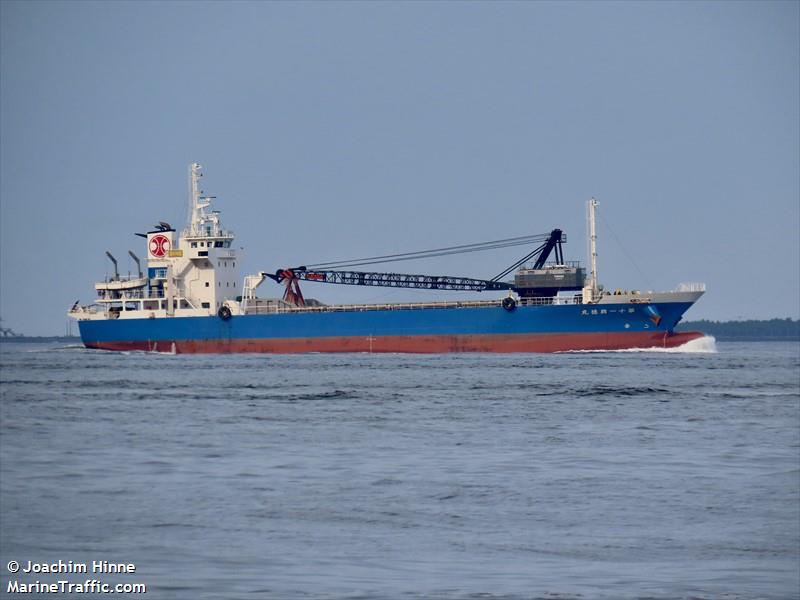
[676,318,799,341]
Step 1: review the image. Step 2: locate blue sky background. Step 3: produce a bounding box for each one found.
[1,1,798,336]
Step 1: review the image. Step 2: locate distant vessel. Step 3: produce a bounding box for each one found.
[69,164,705,353]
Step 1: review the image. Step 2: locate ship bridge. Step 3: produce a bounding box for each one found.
[76,163,241,320]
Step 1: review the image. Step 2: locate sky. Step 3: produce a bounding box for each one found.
[1,1,798,336]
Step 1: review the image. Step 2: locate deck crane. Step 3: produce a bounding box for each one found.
[264,229,585,307]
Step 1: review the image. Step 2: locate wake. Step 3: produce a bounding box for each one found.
[563,335,718,354]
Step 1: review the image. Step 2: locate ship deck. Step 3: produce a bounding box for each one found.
[242,295,581,315]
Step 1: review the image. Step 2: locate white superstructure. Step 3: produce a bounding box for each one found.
[71,164,241,321]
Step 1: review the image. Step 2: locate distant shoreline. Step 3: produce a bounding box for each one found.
[676,318,799,341]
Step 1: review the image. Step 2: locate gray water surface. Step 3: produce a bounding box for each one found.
[1,340,798,599]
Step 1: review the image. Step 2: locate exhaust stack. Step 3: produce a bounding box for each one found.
[128,250,143,278]
[105,251,119,280]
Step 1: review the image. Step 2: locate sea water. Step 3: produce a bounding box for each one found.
[1,340,798,599]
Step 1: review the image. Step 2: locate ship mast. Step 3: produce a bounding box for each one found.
[582,197,599,303]
[588,197,598,297]
[184,162,225,239]
[188,162,209,235]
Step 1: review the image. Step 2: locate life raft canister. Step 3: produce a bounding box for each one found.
[502,297,516,312]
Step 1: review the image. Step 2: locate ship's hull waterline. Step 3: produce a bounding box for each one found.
[83,331,704,354]
[78,301,704,354]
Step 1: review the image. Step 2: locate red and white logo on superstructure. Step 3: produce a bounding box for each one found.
[149,234,171,258]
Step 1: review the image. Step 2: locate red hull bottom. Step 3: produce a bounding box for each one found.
[86,331,706,354]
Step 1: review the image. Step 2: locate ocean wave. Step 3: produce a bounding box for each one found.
[574,384,673,397]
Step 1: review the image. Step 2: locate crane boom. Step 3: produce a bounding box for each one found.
[265,229,571,305]
[266,268,513,292]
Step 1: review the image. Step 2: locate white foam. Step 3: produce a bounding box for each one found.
[23,343,88,353]
[671,334,717,353]
[561,335,718,354]
[617,334,717,354]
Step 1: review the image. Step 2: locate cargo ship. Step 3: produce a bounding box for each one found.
[68,164,705,353]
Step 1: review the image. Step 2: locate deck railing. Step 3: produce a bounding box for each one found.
[245,294,581,315]
[675,282,707,292]
[96,290,165,301]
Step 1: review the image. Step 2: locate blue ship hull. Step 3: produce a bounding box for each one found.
[77,301,703,353]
